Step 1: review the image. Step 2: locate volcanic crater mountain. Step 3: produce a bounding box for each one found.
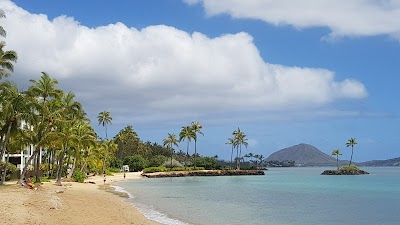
[266,143,348,166]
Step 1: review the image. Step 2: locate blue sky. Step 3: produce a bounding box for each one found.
[1,0,399,162]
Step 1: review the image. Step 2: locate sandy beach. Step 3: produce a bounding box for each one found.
[0,172,160,225]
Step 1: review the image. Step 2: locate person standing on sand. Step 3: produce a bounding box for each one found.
[103,174,106,185]
[123,172,126,179]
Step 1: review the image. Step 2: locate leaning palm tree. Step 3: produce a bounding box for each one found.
[0,42,17,79]
[332,149,342,170]
[179,126,195,170]
[97,110,112,139]
[163,133,179,168]
[225,137,236,169]
[346,138,357,166]
[191,121,204,169]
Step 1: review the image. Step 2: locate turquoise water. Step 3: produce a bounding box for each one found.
[116,167,400,225]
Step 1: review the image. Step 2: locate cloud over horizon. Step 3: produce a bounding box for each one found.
[1,1,367,126]
[184,0,400,40]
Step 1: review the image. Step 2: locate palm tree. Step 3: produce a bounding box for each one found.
[26,72,62,183]
[0,9,6,38]
[163,133,179,169]
[225,137,235,169]
[0,82,35,167]
[233,127,248,170]
[67,122,96,178]
[179,126,195,170]
[97,110,112,139]
[332,149,342,170]
[191,121,204,169]
[0,42,17,79]
[257,154,264,170]
[346,138,357,166]
[101,139,118,173]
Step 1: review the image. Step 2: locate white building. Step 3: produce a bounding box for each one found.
[1,121,42,172]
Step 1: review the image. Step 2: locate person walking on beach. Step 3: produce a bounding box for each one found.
[123,172,126,179]
[103,174,106,185]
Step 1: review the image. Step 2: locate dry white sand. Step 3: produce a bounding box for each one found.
[0,172,160,225]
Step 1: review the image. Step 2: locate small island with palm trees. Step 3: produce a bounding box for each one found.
[321,138,369,175]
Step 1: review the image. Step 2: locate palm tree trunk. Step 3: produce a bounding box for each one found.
[236,146,239,170]
[336,156,339,170]
[230,146,234,169]
[194,140,197,170]
[50,150,56,178]
[18,149,39,184]
[0,123,12,162]
[68,157,77,178]
[185,140,189,170]
[0,152,10,185]
[56,146,67,186]
[349,146,354,166]
[56,155,65,185]
[238,145,242,170]
[35,148,41,183]
[105,125,108,139]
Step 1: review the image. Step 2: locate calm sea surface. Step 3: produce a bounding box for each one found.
[115,167,400,225]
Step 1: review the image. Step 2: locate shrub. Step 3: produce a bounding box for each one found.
[0,162,17,181]
[109,157,123,169]
[142,166,168,173]
[123,155,149,172]
[171,167,185,171]
[149,155,168,167]
[72,170,86,183]
[340,165,360,172]
[108,168,121,173]
[188,166,205,171]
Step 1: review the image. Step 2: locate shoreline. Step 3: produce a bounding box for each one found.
[0,172,161,225]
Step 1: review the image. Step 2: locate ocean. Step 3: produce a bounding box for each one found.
[115,167,400,225]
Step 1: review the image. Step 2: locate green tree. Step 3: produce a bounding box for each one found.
[163,133,179,168]
[0,10,18,80]
[179,126,195,170]
[0,42,17,79]
[191,121,204,169]
[346,138,357,166]
[225,137,236,169]
[114,126,137,158]
[100,139,118,173]
[233,127,248,170]
[332,149,342,170]
[0,9,6,38]
[123,155,149,171]
[26,72,62,183]
[256,154,264,169]
[0,82,35,164]
[97,110,112,139]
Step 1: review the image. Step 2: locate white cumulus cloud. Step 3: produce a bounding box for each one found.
[0,1,367,126]
[184,0,400,39]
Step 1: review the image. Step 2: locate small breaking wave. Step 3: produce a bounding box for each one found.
[111,185,189,225]
[131,201,190,225]
[110,185,135,199]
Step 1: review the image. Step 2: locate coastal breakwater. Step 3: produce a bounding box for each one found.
[142,170,265,178]
[321,169,369,175]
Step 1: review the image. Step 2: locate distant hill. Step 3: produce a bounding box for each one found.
[356,157,400,167]
[266,143,348,167]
